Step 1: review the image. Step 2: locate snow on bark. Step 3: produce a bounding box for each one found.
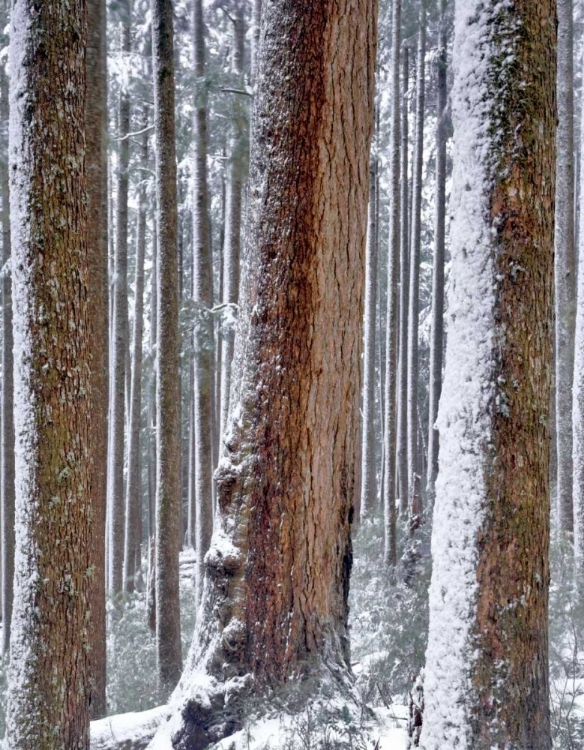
[421,1,555,746]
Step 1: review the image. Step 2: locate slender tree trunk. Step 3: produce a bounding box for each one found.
[219,6,246,440]
[192,0,215,605]
[407,9,425,528]
[148,222,158,542]
[397,43,409,517]
[86,0,109,718]
[421,2,555,747]
[6,1,91,745]
[152,0,182,696]
[109,0,132,594]
[360,141,379,518]
[426,0,447,504]
[251,0,262,84]
[383,0,401,567]
[148,3,377,746]
[124,110,149,594]
[0,52,14,659]
[556,0,576,536]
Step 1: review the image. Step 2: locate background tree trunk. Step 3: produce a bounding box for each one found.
[426,0,447,504]
[86,0,108,718]
[6,0,91,745]
[556,0,576,536]
[109,0,132,595]
[383,0,401,567]
[192,0,215,606]
[421,2,555,747]
[124,109,148,594]
[407,10,426,526]
[152,0,183,697]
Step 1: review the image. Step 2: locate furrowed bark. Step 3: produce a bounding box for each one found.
[6,0,91,745]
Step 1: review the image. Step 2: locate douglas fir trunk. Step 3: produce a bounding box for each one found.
[149,1,377,746]
[6,0,91,746]
[421,2,555,748]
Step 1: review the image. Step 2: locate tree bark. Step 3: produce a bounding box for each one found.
[109,0,132,594]
[397,43,409,517]
[556,0,576,536]
[0,48,14,659]
[426,0,447,504]
[407,10,426,527]
[124,109,149,594]
[360,142,379,518]
[192,0,215,606]
[152,0,183,697]
[421,2,555,747]
[86,0,109,718]
[149,2,377,746]
[6,0,91,746]
[383,0,400,567]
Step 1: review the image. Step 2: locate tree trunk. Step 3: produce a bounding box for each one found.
[421,2,555,747]
[251,0,262,84]
[6,1,91,746]
[219,6,246,441]
[150,2,377,746]
[360,142,379,518]
[124,109,149,594]
[426,0,447,504]
[0,50,14,659]
[383,0,400,567]
[109,0,132,595]
[192,0,215,606]
[407,10,425,527]
[397,43,409,517]
[86,0,109,718]
[556,0,576,536]
[152,0,183,697]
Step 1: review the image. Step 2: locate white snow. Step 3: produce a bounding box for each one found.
[419,2,499,748]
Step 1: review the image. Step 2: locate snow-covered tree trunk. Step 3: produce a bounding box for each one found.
[109,0,132,594]
[426,0,448,504]
[397,43,410,517]
[556,0,576,536]
[6,0,91,745]
[147,1,377,745]
[86,0,109,718]
[192,0,215,606]
[421,2,555,748]
[0,48,14,658]
[219,5,246,441]
[572,26,584,577]
[407,10,426,527]
[383,0,401,567]
[124,110,149,594]
[360,145,379,518]
[153,0,183,697]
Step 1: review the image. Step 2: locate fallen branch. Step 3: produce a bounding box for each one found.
[91,706,168,750]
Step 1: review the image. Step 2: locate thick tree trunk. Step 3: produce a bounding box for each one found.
[383,0,400,567]
[86,0,109,718]
[149,2,377,747]
[360,146,379,518]
[152,0,183,697]
[407,11,425,526]
[6,1,91,746]
[397,44,409,517]
[0,53,14,658]
[109,0,132,594]
[192,0,215,605]
[556,0,576,536]
[421,2,555,748]
[124,110,149,594]
[426,0,447,504]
